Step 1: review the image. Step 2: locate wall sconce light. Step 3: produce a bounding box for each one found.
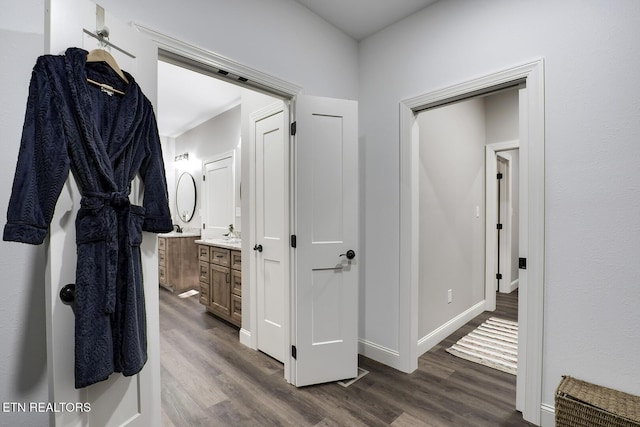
[174,152,189,162]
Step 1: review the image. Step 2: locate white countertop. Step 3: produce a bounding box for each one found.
[194,238,242,250]
[158,231,201,238]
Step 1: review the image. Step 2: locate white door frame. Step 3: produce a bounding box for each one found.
[399,59,545,425]
[134,25,301,383]
[486,140,519,301]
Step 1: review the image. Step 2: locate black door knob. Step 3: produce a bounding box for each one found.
[253,244,263,252]
[340,250,356,260]
[60,283,76,304]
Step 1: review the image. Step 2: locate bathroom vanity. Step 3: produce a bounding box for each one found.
[158,231,201,293]
[195,239,242,327]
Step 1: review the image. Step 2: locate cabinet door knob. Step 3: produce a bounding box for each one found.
[253,244,263,252]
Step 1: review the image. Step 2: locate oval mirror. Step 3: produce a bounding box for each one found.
[176,172,197,222]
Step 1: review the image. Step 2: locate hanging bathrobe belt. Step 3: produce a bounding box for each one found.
[80,191,134,314]
[83,191,131,207]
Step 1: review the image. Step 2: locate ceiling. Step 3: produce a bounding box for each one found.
[293,0,438,40]
[157,0,438,138]
[157,60,242,138]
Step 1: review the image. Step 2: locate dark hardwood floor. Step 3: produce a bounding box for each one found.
[159,288,532,426]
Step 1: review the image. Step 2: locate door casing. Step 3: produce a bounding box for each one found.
[135,25,301,381]
[399,60,545,425]
[486,141,520,297]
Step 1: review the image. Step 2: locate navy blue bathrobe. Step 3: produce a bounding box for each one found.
[3,47,173,388]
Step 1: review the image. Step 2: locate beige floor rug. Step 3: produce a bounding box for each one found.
[446,317,518,375]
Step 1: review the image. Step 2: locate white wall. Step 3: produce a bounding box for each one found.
[98,0,359,100]
[359,0,640,413]
[417,98,486,337]
[0,7,49,427]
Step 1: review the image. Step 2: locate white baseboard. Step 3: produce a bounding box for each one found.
[540,403,555,427]
[417,300,486,356]
[239,328,253,349]
[358,339,402,370]
[499,278,519,293]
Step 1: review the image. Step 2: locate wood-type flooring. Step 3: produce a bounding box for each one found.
[160,288,533,426]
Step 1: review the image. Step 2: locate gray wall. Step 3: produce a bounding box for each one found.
[416,89,520,340]
[417,98,487,337]
[171,105,242,230]
[359,0,640,411]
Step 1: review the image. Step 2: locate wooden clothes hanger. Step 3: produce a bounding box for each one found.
[86,48,129,96]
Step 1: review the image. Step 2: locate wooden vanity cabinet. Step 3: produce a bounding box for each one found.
[158,236,199,293]
[198,244,242,327]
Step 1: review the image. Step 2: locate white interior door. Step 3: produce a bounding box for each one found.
[203,155,234,238]
[46,0,160,425]
[254,104,288,362]
[293,95,359,386]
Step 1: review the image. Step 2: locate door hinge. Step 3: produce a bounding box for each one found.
[496,273,502,280]
[202,224,206,229]
[519,257,527,269]
[497,223,503,230]
[291,345,297,359]
[290,235,297,248]
[203,175,206,181]
[290,121,297,136]
[497,172,503,179]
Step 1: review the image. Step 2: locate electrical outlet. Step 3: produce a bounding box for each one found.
[448,289,452,304]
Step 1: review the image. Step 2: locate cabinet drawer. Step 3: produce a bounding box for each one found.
[231,269,242,296]
[210,247,230,266]
[198,245,210,262]
[231,250,241,270]
[199,282,209,305]
[158,249,166,267]
[231,294,242,325]
[158,237,166,251]
[159,265,167,285]
[199,261,209,284]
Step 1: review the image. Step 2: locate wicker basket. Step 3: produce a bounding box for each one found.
[555,376,640,427]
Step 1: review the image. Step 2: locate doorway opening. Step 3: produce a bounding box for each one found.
[147,27,361,391]
[487,143,520,296]
[414,87,520,395]
[154,51,293,391]
[399,60,545,425]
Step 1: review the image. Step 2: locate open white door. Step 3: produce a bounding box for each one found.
[293,95,359,386]
[253,103,289,363]
[45,0,160,425]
